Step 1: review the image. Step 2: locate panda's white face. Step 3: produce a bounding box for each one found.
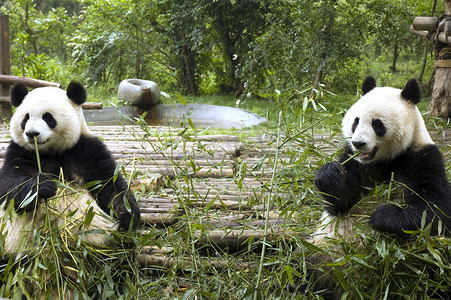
[342,86,433,164]
[10,87,84,154]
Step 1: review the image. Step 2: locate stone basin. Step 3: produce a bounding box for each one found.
[83,103,267,129]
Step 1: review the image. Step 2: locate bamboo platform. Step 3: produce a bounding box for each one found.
[1,121,450,269]
[0,122,333,268]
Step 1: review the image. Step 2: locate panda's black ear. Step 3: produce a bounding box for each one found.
[10,83,28,107]
[362,76,376,95]
[401,79,421,104]
[66,81,86,106]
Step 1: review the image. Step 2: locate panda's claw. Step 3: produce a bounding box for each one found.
[113,194,141,230]
[35,173,57,199]
[315,162,346,198]
[370,203,406,236]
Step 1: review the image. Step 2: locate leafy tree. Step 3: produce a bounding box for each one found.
[0,0,435,96]
[153,0,208,95]
[2,0,73,82]
[70,0,161,85]
[202,0,273,94]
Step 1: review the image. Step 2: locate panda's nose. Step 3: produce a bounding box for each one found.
[352,141,366,149]
[26,131,40,139]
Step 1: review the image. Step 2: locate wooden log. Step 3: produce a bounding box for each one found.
[139,206,182,213]
[0,100,105,112]
[412,16,438,31]
[141,213,179,225]
[97,133,240,143]
[81,102,103,110]
[131,174,164,191]
[410,26,451,44]
[0,75,60,88]
[112,152,235,162]
[193,229,290,249]
[139,197,263,210]
[105,141,244,157]
[0,16,11,119]
[137,252,252,271]
[207,218,286,228]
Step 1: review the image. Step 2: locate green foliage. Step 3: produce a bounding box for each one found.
[2,0,437,97]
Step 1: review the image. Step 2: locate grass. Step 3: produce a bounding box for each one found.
[2,76,451,299]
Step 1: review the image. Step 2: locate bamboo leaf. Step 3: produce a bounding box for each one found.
[175,92,187,105]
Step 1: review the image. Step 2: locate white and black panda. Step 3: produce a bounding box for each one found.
[0,82,140,292]
[307,76,451,296]
[314,76,451,240]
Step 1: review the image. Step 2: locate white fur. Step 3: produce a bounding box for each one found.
[342,87,433,164]
[309,211,360,248]
[10,87,92,154]
[0,188,116,255]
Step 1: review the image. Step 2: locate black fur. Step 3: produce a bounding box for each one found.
[0,134,140,230]
[401,79,421,104]
[315,144,451,237]
[66,81,87,105]
[10,83,29,107]
[371,119,386,137]
[362,76,376,95]
[351,117,359,133]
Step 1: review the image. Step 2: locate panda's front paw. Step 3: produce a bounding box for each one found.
[315,162,347,199]
[370,204,402,235]
[35,173,57,199]
[114,194,141,230]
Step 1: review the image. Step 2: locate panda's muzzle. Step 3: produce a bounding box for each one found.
[25,131,47,145]
[352,141,366,149]
[26,131,40,139]
[351,141,377,162]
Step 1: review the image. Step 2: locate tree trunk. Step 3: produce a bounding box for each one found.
[181,45,198,95]
[390,40,399,72]
[309,0,337,100]
[429,0,451,118]
[135,28,141,78]
[0,16,11,120]
[310,65,324,99]
[418,0,438,89]
[215,12,241,93]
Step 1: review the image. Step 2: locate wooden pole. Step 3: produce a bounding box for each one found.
[429,0,451,118]
[0,75,60,88]
[0,15,11,120]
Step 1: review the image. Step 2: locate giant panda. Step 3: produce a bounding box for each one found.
[307,76,451,297]
[0,81,141,296]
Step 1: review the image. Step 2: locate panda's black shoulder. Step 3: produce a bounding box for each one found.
[0,141,36,173]
[69,135,110,156]
[67,135,114,164]
[3,141,35,162]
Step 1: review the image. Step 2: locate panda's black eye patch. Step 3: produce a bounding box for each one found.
[372,119,386,137]
[21,113,29,130]
[43,112,57,128]
[351,117,359,133]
